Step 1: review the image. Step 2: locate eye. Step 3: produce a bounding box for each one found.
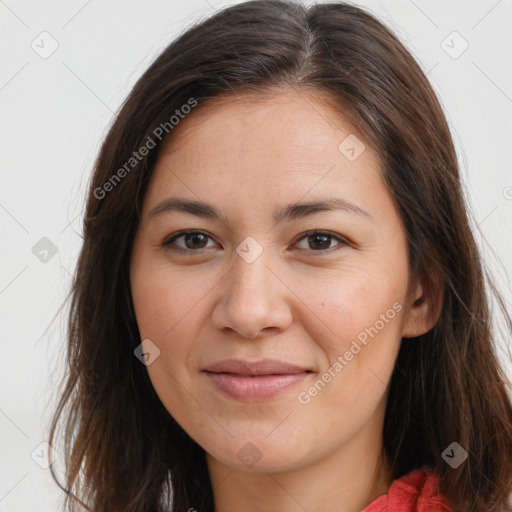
[294,230,349,252]
[161,230,218,253]
[161,229,349,255]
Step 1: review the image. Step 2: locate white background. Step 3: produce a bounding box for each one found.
[1,0,511,510]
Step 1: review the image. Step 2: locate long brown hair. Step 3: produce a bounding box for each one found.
[48,1,512,510]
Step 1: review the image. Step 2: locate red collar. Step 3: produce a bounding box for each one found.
[363,468,452,511]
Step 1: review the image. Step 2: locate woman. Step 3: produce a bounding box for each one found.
[49,1,512,511]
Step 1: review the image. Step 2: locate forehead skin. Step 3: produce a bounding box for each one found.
[138,88,398,236]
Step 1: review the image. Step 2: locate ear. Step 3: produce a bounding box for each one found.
[402,273,444,338]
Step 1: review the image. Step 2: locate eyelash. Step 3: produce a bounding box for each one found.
[161,229,350,255]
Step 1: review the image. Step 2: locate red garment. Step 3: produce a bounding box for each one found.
[363,467,452,511]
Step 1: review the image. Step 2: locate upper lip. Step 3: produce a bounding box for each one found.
[203,358,312,376]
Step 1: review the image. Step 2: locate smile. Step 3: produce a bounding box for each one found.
[203,371,312,401]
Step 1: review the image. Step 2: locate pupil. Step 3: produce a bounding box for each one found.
[186,233,207,249]
[311,234,329,250]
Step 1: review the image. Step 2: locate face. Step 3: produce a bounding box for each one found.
[130,89,418,474]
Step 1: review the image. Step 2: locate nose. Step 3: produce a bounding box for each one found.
[210,246,293,340]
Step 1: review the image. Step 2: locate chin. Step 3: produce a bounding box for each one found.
[203,434,312,473]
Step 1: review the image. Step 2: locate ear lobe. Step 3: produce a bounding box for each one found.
[402,276,443,338]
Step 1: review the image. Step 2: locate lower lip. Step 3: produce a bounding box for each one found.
[204,371,311,401]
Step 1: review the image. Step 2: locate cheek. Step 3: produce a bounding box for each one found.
[305,267,406,349]
[130,263,206,415]
[293,273,404,425]
[129,253,230,395]
[297,260,407,408]
[131,259,209,341]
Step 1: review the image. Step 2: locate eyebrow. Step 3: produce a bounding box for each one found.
[147,196,373,224]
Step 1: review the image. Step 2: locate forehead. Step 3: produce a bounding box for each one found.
[142,88,387,221]
[160,88,374,159]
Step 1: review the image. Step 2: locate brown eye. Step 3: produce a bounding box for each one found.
[295,231,348,252]
[162,230,216,253]
[181,232,209,250]
[308,233,331,250]
[161,229,349,255]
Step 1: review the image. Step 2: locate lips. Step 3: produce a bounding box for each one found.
[202,358,312,376]
[202,358,314,401]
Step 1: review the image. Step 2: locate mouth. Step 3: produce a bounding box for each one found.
[202,358,313,376]
[205,371,314,377]
[202,359,315,401]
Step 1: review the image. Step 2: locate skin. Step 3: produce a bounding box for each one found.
[129,88,439,512]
